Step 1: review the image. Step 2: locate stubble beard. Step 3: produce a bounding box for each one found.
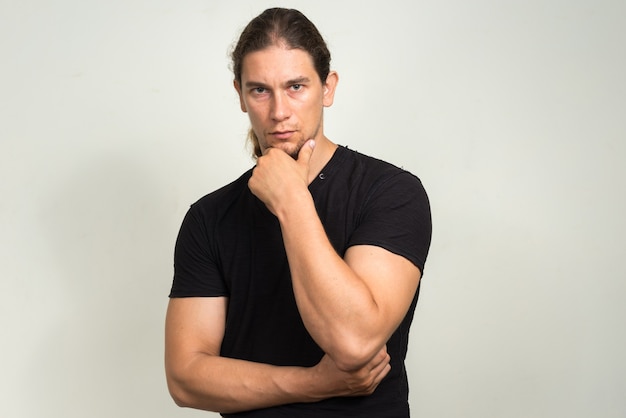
[258,118,323,160]
[262,131,313,160]
[260,138,305,160]
[286,121,322,160]
[285,137,307,160]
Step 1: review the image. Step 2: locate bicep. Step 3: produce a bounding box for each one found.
[344,245,421,336]
[165,297,228,373]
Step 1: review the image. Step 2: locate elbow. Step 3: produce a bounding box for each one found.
[330,339,386,372]
[166,365,208,410]
[170,390,190,409]
[165,366,224,413]
[333,355,372,373]
[165,353,227,412]
[167,380,214,411]
[166,373,194,408]
[334,358,366,373]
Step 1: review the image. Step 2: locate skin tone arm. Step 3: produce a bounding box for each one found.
[248,140,422,372]
[165,296,391,414]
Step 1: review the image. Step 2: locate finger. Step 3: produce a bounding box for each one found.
[368,353,391,386]
[356,358,390,396]
[297,139,315,167]
[372,363,391,387]
[371,352,390,374]
[368,347,390,369]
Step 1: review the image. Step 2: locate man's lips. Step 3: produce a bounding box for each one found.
[270,130,296,140]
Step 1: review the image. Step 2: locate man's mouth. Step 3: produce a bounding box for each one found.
[270,130,296,140]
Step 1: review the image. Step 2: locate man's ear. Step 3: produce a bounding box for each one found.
[233,80,247,113]
[322,71,339,107]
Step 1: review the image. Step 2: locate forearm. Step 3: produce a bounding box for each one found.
[276,194,386,369]
[166,353,321,414]
[164,294,391,415]
[247,144,419,372]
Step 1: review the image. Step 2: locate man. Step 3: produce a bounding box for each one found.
[165,8,431,417]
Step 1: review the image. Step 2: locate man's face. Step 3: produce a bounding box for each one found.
[235,45,336,159]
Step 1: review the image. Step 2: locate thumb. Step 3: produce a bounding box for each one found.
[297,139,315,166]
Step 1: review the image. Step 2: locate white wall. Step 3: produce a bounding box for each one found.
[1,0,624,417]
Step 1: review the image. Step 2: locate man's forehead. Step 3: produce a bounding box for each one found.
[240,46,319,83]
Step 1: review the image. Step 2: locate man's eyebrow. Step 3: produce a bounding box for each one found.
[286,76,311,85]
[244,80,269,89]
[244,77,311,89]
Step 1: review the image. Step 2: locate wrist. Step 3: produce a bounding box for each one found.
[274,188,316,224]
[275,365,327,404]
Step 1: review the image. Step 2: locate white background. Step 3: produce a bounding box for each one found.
[1,0,625,417]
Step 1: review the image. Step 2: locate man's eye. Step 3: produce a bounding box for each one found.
[291,84,303,91]
[254,87,266,94]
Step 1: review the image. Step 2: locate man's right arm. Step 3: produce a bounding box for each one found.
[164,297,391,414]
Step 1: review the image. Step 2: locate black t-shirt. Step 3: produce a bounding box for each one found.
[170,146,432,417]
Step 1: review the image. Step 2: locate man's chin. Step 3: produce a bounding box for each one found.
[271,143,303,160]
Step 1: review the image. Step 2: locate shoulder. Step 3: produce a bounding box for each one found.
[335,146,426,195]
[188,169,254,220]
[338,148,432,271]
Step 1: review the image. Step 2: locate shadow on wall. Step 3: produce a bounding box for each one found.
[25,153,178,417]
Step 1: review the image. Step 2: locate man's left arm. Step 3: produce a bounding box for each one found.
[280,200,420,372]
[249,142,423,372]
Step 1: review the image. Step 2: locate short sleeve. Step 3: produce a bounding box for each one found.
[348,172,432,273]
[169,205,228,297]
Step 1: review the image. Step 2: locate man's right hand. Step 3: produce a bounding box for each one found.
[310,346,391,398]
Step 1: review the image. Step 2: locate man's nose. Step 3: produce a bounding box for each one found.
[270,92,291,121]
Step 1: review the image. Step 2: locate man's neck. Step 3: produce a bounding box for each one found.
[308,137,338,184]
